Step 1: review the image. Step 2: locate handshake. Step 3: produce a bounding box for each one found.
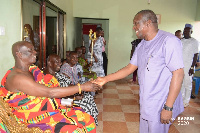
[80,77,107,93]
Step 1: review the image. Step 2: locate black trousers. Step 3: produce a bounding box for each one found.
[102,52,108,76]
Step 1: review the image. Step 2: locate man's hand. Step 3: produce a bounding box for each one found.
[188,68,194,76]
[160,109,173,124]
[93,77,107,87]
[81,81,100,92]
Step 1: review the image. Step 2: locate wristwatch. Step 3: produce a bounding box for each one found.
[163,104,173,111]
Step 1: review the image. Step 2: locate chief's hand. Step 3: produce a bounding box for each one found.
[93,77,107,87]
[160,109,173,124]
[81,81,100,92]
[75,95,83,100]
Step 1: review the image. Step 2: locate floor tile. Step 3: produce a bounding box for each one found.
[183,106,200,115]
[124,113,140,122]
[168,124,179,133]
[103,98,121,105]
[103,105,123,112]
[120,99,138,105]
[102,112,125,122]
[134,94,140,100]
[121,105,140,113]
[104,82,116,86]
[174,124,200,133]
[94,98,102,104]
[132,90,139,94]
[103,85,117,90]
[96,121,103,133]
[116,86,131,90]
[191,114,200,124]
[130,85,140,90]
[97,112,102,121]
[117,89,133,94]
[118,94,135,99]
[103,93,119,99]
[126,122,139,133]
[95,93,103,98]
[102,89,118,94]
[103,121,129,133]
[189,102,200,107]
[96,104,103,112]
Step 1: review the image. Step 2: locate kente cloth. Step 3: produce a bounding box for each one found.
[78,58,97,80]
[0,119,6,133]
[34,67,99,126]
[0,67,96,133]
[54,72,99,126]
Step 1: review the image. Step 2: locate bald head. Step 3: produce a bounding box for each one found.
[47,54,61,73]
[12,41,37,66]
[12,41,29,58]
[47,54,60,63]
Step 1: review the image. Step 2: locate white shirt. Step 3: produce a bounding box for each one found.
[181,37,199,69]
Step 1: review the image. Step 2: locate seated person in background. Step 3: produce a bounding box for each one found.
[61,58,67,66]
[175,30,182,40]
[44,54,99,125]
[60,51,80,85]
[66,50,70,62]
[76,47,97,81]
[75,48,85,83]
[0,41,98,133]
[81,46,87,59]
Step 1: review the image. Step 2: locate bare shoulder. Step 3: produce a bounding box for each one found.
[5,69,52,97]
[5,70,35,92]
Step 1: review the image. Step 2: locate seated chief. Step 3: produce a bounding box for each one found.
[0,41,99,133]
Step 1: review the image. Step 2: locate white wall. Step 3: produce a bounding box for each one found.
[0,0,22,80]
[73,0,199,74]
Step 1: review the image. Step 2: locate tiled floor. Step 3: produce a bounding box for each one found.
[95,77,200,133]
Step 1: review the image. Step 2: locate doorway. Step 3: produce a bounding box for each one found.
[74,18,109,55]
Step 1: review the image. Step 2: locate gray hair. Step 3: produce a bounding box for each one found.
[136,10,158,28]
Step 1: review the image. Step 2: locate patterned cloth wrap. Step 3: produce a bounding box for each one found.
[0,119,6,133]
[0,66,96,133]
[55,72,99,126]
[78,58,97,80]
